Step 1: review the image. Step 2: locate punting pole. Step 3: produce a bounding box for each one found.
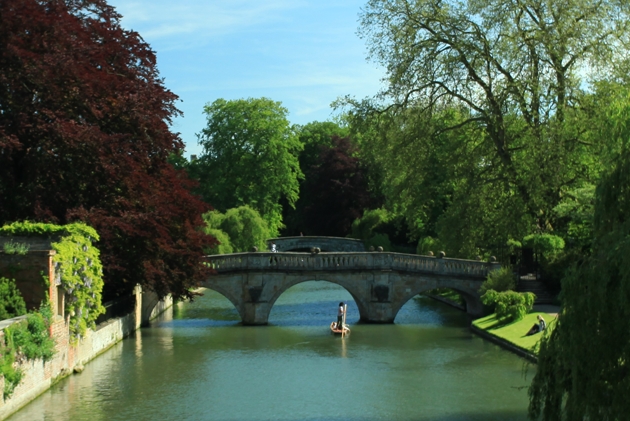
[342,304,347,338]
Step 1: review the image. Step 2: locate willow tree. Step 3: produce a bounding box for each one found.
[528,91,630,420]
[344,0,630,255]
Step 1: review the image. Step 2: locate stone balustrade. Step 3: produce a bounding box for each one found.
[204,252,494,278]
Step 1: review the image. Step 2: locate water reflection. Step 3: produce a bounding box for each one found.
[8,281,532,421]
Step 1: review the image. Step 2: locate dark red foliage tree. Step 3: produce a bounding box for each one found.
[298,136,377,236]
[0,0,215,299]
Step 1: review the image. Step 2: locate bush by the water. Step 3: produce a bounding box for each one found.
[479,266,516,295]
[481,290,536,322]
[0,277,27,320]
[0,304,55,398]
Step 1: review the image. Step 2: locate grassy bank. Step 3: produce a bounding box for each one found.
[472,311,557,356]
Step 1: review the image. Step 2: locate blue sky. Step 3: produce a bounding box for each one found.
[107,0,385,157]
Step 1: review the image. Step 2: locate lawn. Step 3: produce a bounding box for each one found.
[472,311,557,354]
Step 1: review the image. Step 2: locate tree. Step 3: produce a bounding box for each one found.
[343,0,630,255]
[282,121,351,235]
[298,136,376,237]
[0,0,215,300]
[528,91,630,420]
[191,98,303,235]
[204,206,271,253]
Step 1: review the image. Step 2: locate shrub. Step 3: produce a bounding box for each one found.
[0,304,55,398]
[2,240,29,255]
[350,208,390,240]
[416,236,443,255]
[204,228,233,255]
[481,289,536,322]
[479,266,516,295]
[364,233,392,251]
[11,306,55,361]
[203,206,271,253]
[0,277,27,320]
[522,233,565,257]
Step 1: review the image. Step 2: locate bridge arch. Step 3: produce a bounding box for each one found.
[265,277,370,324]
[203,252,497,325]
[198,282,247,323]
[390,284,482,322]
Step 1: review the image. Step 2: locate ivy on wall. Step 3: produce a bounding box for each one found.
[0,304,55,398]
[0,221,105,339]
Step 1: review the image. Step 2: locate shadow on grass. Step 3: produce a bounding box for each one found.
[485,317,515,330]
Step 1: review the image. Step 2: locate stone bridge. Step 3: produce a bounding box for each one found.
[202,252,499,325]
[267,236,365,252]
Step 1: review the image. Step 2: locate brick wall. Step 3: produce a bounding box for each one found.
[0,250,57,314]
[0,287,172,420]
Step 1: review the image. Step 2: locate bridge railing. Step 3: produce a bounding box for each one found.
[204,252,497,278]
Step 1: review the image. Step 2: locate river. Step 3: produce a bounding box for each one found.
[8,281,533,421]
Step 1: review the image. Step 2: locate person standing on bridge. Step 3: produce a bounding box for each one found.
[271,242,277,252]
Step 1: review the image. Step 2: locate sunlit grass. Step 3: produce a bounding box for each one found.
[473,311,557,354]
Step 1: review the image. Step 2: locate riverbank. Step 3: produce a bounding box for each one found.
[0,288,172,421]
[471,305,560,362]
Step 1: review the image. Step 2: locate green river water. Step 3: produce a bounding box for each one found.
[8,281,534,421]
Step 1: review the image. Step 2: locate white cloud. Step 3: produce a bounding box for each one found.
[114,0,305,41]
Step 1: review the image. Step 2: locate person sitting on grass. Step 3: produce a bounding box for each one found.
[526,315,546,336]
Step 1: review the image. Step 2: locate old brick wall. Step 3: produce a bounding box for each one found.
[0,251,56,313]
[0,287,172,420]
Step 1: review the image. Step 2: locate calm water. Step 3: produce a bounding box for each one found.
[8,282,534,421]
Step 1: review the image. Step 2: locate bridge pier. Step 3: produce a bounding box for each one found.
[362,302,395,323]
[242,302,272,325]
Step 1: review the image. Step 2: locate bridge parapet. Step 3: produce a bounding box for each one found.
[204,252,497,278]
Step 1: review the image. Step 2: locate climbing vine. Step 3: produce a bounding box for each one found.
[0,221,105,339]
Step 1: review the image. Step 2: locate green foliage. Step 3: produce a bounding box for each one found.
[0,277,27,320]
[364,233,392,251]
[552,184,595,249]
[522,234,565,257]
[0,222,105,339]
[203,206,271,253]
[340,0,623,258]
[479,266,516,295]
[0,304,55,398]
[2,240,29,255]
[528,90,630,420]
[416,236,443,256]
[203,228,233,255]
[0,338,22,399]
[481,290,535,323]
[351,208,390,240]
[426,288,465,307]
[10,308,55,361]
[191,97,303,234]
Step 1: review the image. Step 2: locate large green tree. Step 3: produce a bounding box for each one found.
[528,90,630,420]
[343,0,629,256]
[191,98,303,235]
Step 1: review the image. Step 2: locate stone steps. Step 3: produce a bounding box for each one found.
[517,277,557,304]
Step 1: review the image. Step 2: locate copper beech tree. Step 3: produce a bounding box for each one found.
[0,0,215,299]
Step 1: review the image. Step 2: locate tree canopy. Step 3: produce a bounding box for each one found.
[342,0,630,256]
[203,206,271,253]
[191,98,303,235]
[528,90,630,420]
[0,0,214,300]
